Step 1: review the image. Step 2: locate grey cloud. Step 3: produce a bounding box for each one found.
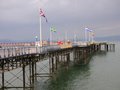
[0,0,120,41]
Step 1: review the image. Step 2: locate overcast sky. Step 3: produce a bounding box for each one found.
[0,0,120,41]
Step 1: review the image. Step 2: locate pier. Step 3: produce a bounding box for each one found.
[0,42,115,90]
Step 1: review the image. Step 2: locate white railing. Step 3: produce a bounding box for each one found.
[0,45,60,58]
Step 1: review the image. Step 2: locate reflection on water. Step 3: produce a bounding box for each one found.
[49,66,90,90]
[36,64,91,90]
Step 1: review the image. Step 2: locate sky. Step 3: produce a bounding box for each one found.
[0,0,120,42]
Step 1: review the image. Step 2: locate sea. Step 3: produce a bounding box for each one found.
[36,42,120,90]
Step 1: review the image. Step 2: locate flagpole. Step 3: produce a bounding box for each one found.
[88,32,90,42]
[91,32,94,43]
[74,32,76,43]
[65,30,67,42]
[50,28,52,45]
[85,28,87,42]
[92,34,93,43]
[40,16,42,47]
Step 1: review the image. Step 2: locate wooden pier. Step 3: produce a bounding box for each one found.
[0,43,115,90]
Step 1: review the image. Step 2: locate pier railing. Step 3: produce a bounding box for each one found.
[0,45,60,58]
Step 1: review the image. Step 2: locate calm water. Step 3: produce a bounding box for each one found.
[36,43,120,90]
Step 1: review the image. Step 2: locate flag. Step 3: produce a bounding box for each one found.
[57,41,63,45]
[40,8,48,22]
[50,27,56,32]
[89,29,93,32]
[85,28,93,32]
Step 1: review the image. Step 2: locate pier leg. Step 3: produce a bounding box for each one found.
[29,60,32,87]
[35,61,37,81]
[49,56,54,75]
[66,53,70,64]
[55,55,58,71]
[83,49,87,64]
[113,44,115,51]
[51,57,54,73]
[66,53,70,69]
[73,48,77,64]
[2,60,4,90]
[31,60,35,88]
[23,62,25,90]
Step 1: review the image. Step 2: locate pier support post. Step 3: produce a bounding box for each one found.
[49,54,55,75]
[35,60,37,81]
[55,54,59,71]
[51,57,54,73]
[22,60,26,90]
[83,49,87,64]
[32,62,34,84]
[113,44,115,51]
[29,59,32,87]
[66,53,70,64]
[73,48,77,64]
[1,59,4,90]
